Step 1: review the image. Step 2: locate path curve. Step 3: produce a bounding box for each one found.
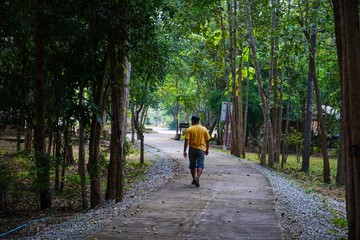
[88,127,283,239]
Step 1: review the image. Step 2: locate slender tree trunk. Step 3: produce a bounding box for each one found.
[332,1,360,238]
[88,48,109,208]
[301,43,314,173]
[133,105,145,164]
[333,3,345,187]
[106,31,118,201]
[78,81,88,210]
[54,122,61,191]
[16,121,22,152]
[34,0,50,209]
[336,113,345,185]
[299,0,317,174]
[281,75,293,168]
[139,107,148,165]
[269,0,279,165]
[246,3,268,165]
[237,49,245,157]
[60,121,70,191]
[106,0,129,203]
[277,71,284,164]
[47,131,52,156]
[131,106,136,143]
[219,6,230,150]
[24,124,32,153]
[243,50,250,154]
[311,25,330,183]
[116,32,130,203]
[228,0,240,157]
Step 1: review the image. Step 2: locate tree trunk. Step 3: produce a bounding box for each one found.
[219,5,230,150]
[140,107,148,164]
[47,131,52,156]
[277,72,284,164]
[336,113,345,185]
[54,123,61,191]
[332,1,360,238]
[246,2,269,166]
[78,80,88,210]
[133,105,145,164]
[106,0,129,203]
[301,44,314,173]
[115,34,130,203]
[311,25,330,183]
[60,121,71,191]
[243,49,250,154]
[270,0,279,165]
[237,50,245,157]
[88,47,109,208]
[24,125,32,153]
[34,0,51,209]
[16,121,22,152]
[281,75,293,168]
[300,0,317,175]
[131,106,136,143]
[228,0,241,157]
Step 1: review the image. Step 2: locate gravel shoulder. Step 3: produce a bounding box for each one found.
[235,155,347,239]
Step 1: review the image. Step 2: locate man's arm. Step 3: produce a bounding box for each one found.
[205,140,209,156]
[183,139,189,159]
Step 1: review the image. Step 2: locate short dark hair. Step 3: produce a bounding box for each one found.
[191,115,200,123]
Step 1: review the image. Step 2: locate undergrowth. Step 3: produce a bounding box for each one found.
[0,141,151,238]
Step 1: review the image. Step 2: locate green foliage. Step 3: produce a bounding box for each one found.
[286,127,303,146]
[124,139,132,157]
[0,152,36,211]
[331,217,348,229]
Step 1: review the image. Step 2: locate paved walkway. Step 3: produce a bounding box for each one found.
[88,128,283,239]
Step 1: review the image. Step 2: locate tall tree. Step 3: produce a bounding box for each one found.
[227,0,245,157]
[88,48,109,208]
[332,0,360,238]
[246,0,270,166]
[106,0,130,203]
[34,0,51,209]
[219,4,230,150]
[270,0,280,164]
[78,80,88,210]
[299,0,315,173]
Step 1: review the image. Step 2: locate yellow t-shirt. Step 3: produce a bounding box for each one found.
[184,125,211,151]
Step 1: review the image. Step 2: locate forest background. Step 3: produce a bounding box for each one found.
[0,0,358,239]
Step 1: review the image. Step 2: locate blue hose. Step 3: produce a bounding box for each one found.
[0,217,48,238]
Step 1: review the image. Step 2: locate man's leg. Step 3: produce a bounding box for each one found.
[197,168,203,178]
[194,150,204,187]
[194,169,201,187]
[191,169,196,179]
[190,169,197,185]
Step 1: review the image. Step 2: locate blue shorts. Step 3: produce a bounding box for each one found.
[189,147,205,170]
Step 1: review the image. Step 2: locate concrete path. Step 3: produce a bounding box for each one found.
[88,128,283,239]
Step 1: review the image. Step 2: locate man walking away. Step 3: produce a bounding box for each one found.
[183,116,211,187]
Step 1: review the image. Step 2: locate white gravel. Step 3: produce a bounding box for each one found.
[236,156,348,240]
[18,147,347,240]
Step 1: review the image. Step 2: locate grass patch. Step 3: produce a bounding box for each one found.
[331,216,348,229]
